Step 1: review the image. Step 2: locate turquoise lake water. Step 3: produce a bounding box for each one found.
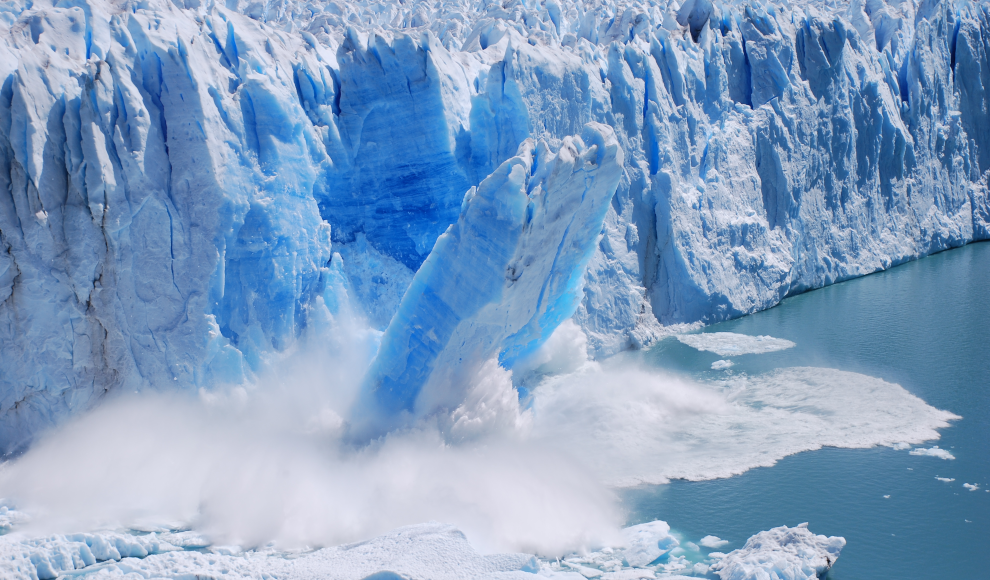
[623,241,990,579]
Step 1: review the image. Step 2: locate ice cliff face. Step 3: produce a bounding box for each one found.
[1,0,988,450]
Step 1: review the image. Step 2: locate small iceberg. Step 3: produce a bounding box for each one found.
[699,535,729,549]
[910,446,956,460]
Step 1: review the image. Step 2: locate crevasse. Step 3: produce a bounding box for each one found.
[0,0,987,450]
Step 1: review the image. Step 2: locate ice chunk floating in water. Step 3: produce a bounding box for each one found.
[621,520,679,567]
[676,333,797,357]
[909,446,956,460]
[710,524,844,580]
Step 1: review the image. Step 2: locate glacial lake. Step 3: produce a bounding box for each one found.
[624,241,989,579]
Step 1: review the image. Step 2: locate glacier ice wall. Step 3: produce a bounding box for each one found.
[0,0,988,449]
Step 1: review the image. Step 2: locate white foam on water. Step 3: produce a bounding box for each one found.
[909,446,956,460]
[529,362,960,486]
[0,344,620,558]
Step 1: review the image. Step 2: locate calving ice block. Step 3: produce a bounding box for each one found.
[352,123,623,437]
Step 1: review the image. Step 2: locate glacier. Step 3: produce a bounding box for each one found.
[2,0,989,449]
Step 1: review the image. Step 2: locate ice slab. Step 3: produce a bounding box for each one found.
[354,124,622,436]
[699,536,730,549]
[676,333,796,357]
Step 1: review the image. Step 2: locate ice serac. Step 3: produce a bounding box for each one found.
[355,123,622,435]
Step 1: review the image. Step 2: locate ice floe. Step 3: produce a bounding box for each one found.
[699,536,730,549]
[621,521,678,567]
[676,334,796,357]
[910,446,956,460]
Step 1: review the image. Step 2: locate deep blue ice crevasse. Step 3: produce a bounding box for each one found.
[352,123,623,438]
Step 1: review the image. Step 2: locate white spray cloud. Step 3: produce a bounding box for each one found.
[0,324,620,556]
[0,317,959,559]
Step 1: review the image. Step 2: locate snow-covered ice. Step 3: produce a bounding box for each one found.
[676,333,796,357]
[710,524,844,580]
[910,446,956,460]
[0,522,544,580]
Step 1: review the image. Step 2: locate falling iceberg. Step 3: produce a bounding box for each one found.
[354,123,622,435]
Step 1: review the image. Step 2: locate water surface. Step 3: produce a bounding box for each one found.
[625,242,990,580]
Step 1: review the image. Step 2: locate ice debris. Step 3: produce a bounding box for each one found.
[677,333,796,357]
[710,523,844,580]
[963,483,980,491]
[0,523,540,580]
[711,360,734,370]
[910,446,956,460]
[621,520,679,567]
